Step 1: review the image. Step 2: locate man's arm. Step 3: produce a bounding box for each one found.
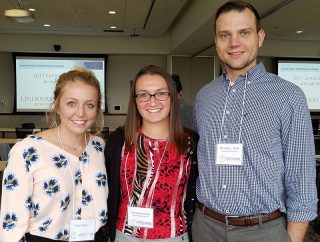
[282,88,317,241]
[287,221,309,242]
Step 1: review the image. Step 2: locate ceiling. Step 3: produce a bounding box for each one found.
[0,0,320,56]
[0,0,189,36]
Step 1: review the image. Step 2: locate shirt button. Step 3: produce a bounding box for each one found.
[247,81,251,84]
[222,184,227,189]
[223,135,228,139]
[232,89,236,92]
[226,110,230,115]
[226,209,230,214]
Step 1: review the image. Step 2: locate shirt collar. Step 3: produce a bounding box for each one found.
[222,62,267,85]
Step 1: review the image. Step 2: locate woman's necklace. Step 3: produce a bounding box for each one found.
[57,126,87,155]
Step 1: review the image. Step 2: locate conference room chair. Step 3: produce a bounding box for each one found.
[21,123,35,129]
[15,128,34,138]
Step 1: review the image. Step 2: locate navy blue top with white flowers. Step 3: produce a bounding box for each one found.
[0,134,108,241]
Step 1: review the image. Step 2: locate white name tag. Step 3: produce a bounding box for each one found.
[216,143,243,166]
[69,219,95,241]
[127,207,154,228]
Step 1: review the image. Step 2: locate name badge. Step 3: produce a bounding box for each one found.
[127,207,154,228]
[216,143,243,166]
[69,219,95,241]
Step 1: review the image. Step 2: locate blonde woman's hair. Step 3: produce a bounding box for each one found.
[46,67,104,135]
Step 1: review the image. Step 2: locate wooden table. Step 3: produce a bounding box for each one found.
[0,128,15,132]
[0,138,21,144]
[0,128,41,138]
[0,128,15,138]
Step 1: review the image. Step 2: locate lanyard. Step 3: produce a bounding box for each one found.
[218,73,248,144]
[124,139,168,208]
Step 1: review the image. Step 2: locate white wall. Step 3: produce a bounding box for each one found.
[106,55,167,114]
[172,56,215,105]
[260,40,320,58]
[0,52,14,113]
[0,34,169,55]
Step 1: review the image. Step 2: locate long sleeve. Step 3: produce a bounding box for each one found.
[282,87,318,221]
[1,135,108,242]
[0,141,35,242]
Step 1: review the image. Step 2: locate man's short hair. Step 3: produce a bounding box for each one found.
[214,0,261,32]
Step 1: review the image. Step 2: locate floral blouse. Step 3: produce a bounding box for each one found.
[0,134,108,242]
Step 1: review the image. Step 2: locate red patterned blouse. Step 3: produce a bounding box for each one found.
[116,131,192,239]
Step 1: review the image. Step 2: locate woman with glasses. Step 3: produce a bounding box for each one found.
[105,65,198,242]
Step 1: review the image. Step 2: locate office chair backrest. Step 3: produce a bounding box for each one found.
[21,123,35,129]
[16,128,34,138]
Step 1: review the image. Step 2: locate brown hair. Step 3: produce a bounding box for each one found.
[47,67,104,135]
[124,65,187,154]
[214,0,261,32]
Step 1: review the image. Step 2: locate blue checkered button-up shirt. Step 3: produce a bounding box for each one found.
[194,62,317,222]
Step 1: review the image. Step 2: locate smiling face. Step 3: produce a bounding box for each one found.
[135,74,171,130]
[215,8,265,81]
[56,79,99,136]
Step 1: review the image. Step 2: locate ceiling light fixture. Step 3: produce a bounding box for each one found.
[29,8,36,12]
[5,9,29,17]
[110,26,117,29]
[108,10,116,14]
[296,30,303,34]
[44,24,51,27]
[4,0,34,23]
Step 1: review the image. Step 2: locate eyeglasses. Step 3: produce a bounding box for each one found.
[135,91,170,102]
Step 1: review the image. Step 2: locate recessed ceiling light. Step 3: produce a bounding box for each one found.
[44,24,50,27]
[110,26,117,29]
[296,30,303,34]
[29,8,36,12]
[108,10,116,14]
[4,9,29,17]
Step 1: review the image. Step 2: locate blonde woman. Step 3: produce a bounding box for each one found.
[0,68,108,241]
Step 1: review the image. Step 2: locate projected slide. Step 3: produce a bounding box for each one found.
[278,60,320,111]
[15,56,106,112]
